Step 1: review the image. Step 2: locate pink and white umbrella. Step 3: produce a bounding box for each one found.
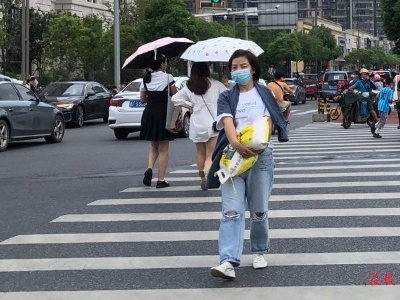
[180,37,264,62]
[122,37,194,69]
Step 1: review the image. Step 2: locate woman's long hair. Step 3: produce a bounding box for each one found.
[143,53,167,83]
[187,62,210,95]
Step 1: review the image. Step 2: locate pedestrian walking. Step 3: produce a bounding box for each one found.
[393,74,400,129]
[372,77,394,138]
[139,53,177,189]
[207,49,288,280]
[267,71,294,124]
[171,62,227,191]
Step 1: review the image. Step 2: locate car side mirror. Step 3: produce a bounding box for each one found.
[86,91,96,98]
[38,95,46,102]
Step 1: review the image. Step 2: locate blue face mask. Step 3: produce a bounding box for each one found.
[231,69,252,86]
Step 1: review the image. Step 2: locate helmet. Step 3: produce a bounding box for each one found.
[360,68,369,75]
[374,74,381,81]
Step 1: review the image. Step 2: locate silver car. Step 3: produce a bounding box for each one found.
[0,81,65,152]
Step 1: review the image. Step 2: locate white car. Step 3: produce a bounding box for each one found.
[108,77,190,140]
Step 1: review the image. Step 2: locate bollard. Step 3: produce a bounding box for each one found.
[312,96,326,122]
[325,98,331,122]
[319,98,325,114]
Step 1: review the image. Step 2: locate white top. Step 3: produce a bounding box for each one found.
[216,87,270,132]
[139,71,175,92]
[216,87,273,148]
[394,75,400,101]
[171,78,227,143]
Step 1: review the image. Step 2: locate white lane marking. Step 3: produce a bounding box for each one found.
[0,286,399,300]
[2,227,400,244]
[51,208,400,222]
[88,193,400,206]
[0,252,399,272]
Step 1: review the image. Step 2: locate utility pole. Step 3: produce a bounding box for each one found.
[21,0,29,80]
[244,0,248,40]
[232,0,236,37]
[114,0,121,89]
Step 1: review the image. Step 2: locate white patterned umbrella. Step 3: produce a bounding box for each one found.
[180,37,264,62]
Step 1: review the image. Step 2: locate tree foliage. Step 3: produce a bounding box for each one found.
[266,32,301,66]
[381,0,400,54]
[309,25,341,61]
[344,47,400,69]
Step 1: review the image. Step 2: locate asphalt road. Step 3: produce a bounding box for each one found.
[1,99,400,299]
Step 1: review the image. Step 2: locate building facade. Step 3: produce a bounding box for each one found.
[29,0,112,18]
[297,0,384,36]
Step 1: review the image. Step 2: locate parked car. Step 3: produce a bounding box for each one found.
[108,77,190,140]
[39,81,111,128]
[0,74,12,82]
[0,81,65,152]
[320,71,349,99]
[302,74,319,99]
[284,77,306,104]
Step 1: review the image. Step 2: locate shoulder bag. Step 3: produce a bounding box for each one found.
[165,75,183,133]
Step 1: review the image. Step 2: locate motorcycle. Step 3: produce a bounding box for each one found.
[340,89,373,129]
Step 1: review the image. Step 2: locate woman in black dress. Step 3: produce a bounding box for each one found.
[139,53,177,188]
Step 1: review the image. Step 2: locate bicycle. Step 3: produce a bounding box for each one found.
[330,105,342,120]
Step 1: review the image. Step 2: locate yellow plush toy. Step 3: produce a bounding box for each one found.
[216,116,272,184]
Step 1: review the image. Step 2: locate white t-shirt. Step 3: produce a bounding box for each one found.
[235,88,270,132]
[139,71,175,92]
[171,78,227,143]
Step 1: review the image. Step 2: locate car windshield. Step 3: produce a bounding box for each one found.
[40,83,85,97]
[122,81,141,92]
[324,73,347,81]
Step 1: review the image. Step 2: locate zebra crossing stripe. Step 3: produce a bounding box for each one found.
[0,252,399,272]
[120,181,400,192]
[88,193,400,206]
[0,286,399,300]
[158,171,400,182]
[51,208,400,222]
[2,227,400,245]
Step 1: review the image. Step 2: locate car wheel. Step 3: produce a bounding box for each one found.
[103,117,108,123]
[0,120,10,152]
[114,128,129,140]
[45,115,65,143]
[177,113,190,138]
[72,106,84,128]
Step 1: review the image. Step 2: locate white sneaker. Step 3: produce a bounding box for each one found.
[210,262,236,279]
[253,254,268,269]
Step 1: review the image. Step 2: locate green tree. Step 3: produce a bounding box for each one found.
[43,14,87,80]
[296,31,327,64]
[79,15,109,81]
[0,1,21,75]
[309,25,341,61]
[29,10,58,77]
[136,0,197,43]
[381,0,400,54]
[265,32,301,75]
[344,48,373,68]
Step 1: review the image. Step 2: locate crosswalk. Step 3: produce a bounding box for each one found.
[0,123,400,299]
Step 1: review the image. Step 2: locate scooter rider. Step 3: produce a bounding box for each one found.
[349,68,378,124]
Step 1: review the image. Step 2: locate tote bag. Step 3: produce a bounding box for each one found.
[165,75,183,133]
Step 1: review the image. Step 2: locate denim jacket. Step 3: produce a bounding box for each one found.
[206,82,288,189]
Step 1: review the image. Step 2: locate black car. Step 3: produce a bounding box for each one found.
[39,81,112,128]
[0,81,65,152]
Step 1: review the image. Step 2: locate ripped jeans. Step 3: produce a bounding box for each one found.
[218,147,274,266]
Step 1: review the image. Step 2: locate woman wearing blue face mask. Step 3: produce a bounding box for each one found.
[207,49,288,280]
